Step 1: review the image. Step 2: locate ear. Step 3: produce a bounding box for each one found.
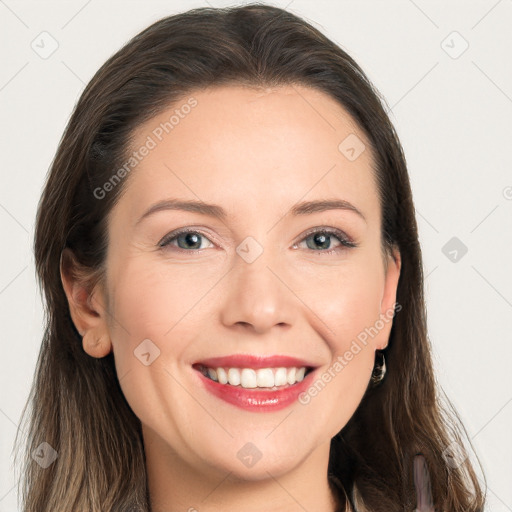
[377,246,401,350]
[60,248,112,358]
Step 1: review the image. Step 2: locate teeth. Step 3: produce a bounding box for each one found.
[274,367,287,386]
[227,368,240,386]
[202,366,309,388]
[241,369,257,388]
[256,368,274,388]
[217,367,228,385]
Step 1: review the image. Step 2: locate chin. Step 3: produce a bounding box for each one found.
[194,432,316,482]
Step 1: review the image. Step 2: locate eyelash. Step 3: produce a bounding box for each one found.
[158,227,358,255]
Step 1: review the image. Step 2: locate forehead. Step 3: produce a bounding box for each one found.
[115,84,379,227]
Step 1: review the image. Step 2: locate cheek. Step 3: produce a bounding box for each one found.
[302,257,385,348]
[297,255,385,411]
[105,263,209,437]
[106,255,228,404]
[106,260,192,379]
[298,273,381,437]
[108,254,217,342]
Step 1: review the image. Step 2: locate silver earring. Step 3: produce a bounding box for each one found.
[370,349,386,386]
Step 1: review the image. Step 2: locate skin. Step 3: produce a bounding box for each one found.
[61,84,401,512]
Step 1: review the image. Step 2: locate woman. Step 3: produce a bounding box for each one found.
[15,4,486,511]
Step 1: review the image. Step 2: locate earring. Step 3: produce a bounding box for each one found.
[370,349,386,386]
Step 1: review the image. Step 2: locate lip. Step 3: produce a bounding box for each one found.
[194,354,316,370]
[192,355,318,412]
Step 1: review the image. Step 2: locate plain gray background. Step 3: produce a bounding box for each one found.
[1,0,511,510]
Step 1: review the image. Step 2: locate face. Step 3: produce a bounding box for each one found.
[68,84,400,486]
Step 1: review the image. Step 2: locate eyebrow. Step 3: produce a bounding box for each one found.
[135,198,367,225]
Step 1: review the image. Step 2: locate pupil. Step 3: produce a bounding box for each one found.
[180,233,201,249]
[310,232,329,250]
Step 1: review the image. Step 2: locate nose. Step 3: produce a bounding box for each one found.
[219,248,296,335]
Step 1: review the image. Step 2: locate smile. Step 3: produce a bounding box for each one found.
[192,354,319,412]
[196,364,312,389]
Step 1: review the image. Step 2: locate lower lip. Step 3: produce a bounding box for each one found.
[194,368,316,412]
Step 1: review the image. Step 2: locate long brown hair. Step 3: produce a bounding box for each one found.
[15,3,486,511]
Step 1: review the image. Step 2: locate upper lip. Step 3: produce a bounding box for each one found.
[194,354,318,370]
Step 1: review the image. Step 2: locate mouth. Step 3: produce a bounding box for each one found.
[191,354,319,412]
[193,363,315,391]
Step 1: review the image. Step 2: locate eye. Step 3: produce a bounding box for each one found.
[292,227,357,255]
[159,229,214,251]
[158,226,357,255]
